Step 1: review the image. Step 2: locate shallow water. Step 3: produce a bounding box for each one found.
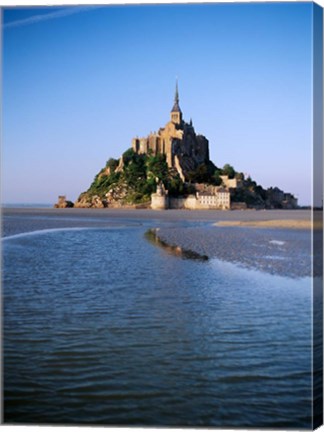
[2,219,313,427]
[156,225,312,278]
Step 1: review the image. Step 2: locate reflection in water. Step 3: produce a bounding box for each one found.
[3,227,312,428]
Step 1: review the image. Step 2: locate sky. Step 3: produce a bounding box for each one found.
[1,2,320,205]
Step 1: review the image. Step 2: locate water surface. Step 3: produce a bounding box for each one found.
[2,215,312,427]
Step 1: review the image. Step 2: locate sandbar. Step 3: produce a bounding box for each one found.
[214,219,321,229]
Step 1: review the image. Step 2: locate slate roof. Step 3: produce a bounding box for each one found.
[171,101,181,113]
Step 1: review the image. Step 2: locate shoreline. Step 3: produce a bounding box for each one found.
[2,207,320,229]
[2,207,315,220]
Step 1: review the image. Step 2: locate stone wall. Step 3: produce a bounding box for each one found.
[220,176,242,189]
[151,193,169,210]
[152,194,231,210]
[169,195,198,209]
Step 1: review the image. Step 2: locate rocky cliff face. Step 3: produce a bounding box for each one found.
[74,193,107,208]
[171,124,210,181]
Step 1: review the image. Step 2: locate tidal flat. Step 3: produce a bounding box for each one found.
[1,207,318,427]
[2,206,314,234]
[2,207,315,278]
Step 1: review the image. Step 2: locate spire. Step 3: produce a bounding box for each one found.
[174,79,179,105]
[171,79,181,113]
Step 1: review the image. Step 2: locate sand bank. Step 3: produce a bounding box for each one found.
[215,219,322,230]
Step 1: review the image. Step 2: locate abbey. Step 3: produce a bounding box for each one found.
[70,82,298,211]
[132,82,210,181]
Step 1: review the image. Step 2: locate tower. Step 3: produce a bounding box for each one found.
[170,80,182,125]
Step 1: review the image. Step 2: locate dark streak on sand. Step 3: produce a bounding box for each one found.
[2,207,317,278]
[145,228,209,261]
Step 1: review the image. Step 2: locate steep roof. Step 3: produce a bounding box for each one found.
[171,80,182,113]
[171,100,181,113]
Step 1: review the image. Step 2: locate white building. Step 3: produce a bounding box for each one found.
[198,189,230,209]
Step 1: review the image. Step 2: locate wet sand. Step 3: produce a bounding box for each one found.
[2,207,313,224]
[215,219,321,230]
[2,207,320,278]
[154,225,313,278]
[1,207,317,235]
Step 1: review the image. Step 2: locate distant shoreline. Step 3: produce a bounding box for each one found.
[2,207,319,233]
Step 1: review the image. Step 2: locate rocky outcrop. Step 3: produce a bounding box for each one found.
[104,182,128,204]
[74,193,107,208]
[54,195,74,208]
[71,82,298,210]
[74,182,134,208]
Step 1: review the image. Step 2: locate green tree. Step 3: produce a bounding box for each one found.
[122,148,136,165]
[212,169,222,186]
[222,163,236,179]
[146,154,168,182]
[166,172,184,196]
[235,172,245,181]
[124,154,147,188]
[106,158,119,171]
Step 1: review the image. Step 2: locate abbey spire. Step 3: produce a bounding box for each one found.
[132,80,209,174]
[170,80,182,124]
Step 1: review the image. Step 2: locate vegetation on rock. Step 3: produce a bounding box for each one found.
[77,150,187,207]
[75,149,294,209]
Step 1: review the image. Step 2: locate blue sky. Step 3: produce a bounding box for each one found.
[1,3,317,205]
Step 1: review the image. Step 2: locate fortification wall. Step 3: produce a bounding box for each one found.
[152,194,232,210]
[151,194,169,210]
[220,176,242,189]
[169,196,198,210]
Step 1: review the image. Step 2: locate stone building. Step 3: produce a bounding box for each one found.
[132,81,210,181]
[266,187,298,209]
[198,189,231,210]
[151,182,169,210]
[219,175,243,189]
[282,193,298,209]
[151,183,231,210]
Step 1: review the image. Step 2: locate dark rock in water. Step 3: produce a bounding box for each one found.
[145,228,209,261]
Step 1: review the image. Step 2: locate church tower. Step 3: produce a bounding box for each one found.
[170,80,182,125]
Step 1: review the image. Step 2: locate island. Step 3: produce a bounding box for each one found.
[55,82,298,211]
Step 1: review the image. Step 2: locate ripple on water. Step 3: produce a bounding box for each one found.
[3,227,313,427]
[155,225,311,278]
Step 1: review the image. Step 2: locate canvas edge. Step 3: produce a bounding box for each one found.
[312,2,324,430]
